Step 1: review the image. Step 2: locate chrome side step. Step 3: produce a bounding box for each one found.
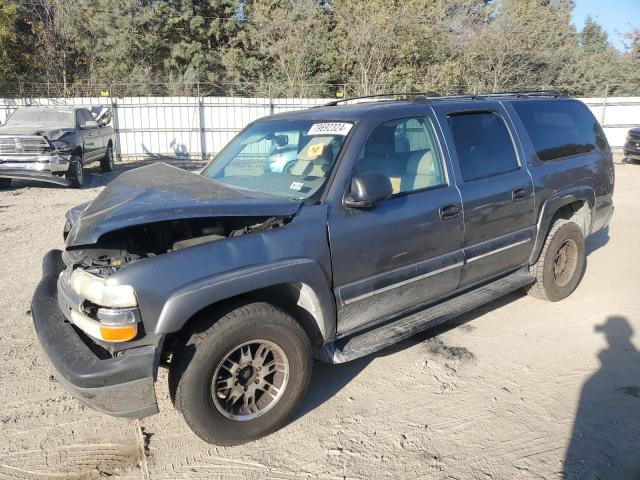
[325,267,533,363]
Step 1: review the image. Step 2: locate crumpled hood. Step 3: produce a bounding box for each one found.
[0,124,73,140]
[65,162,302,247]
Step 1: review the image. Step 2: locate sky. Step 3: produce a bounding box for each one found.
[572,0,638,51]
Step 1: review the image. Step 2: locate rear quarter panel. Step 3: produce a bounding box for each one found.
[503,99,614,261]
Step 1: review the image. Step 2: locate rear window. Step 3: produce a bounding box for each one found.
[512,100,608,161]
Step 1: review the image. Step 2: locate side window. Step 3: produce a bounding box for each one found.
[78,110,93,126]
[355,117,446,194]
[447,112,518,182]
[512,99,608,161]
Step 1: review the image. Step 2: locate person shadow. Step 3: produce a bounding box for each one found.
[563,316,640,479]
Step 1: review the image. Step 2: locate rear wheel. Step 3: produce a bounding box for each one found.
[526,220,586,302]
[169,302,311,445]
[100,144,114,172]
[65,154,84,188]
[0,178,11,188]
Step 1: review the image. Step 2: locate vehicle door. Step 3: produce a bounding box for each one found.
[78,109,99,161]
[94,107,111,154]
[327,114,464,336]
[432,102,535,288]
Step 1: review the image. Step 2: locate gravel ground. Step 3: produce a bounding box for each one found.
[0,154,638,480]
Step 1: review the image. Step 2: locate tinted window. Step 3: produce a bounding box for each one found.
[447,112,518,182]
[355,117,445,194]
[512,100,608,161]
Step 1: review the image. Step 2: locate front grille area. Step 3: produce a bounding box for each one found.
[0,136,50,155]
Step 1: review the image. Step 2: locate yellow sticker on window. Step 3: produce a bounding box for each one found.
[308,143,324,158]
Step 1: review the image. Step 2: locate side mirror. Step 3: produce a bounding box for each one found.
[344,172,393,209]
[80,120,98,130]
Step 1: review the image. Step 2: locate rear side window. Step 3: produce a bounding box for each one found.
[447,112,518,182]
[512,100,608,161]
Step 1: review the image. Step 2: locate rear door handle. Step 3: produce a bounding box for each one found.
[439,204,461,220]
[512,188,530,201]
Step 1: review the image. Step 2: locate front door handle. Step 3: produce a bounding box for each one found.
[512,188,530,201]
[439,203,461,220]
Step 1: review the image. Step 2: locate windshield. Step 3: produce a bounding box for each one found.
[201,119,353,200]
[6,108,74,127]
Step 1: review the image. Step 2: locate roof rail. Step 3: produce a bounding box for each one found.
[478,89,567,98]
[320,91,441,107]
[318,89,567,107]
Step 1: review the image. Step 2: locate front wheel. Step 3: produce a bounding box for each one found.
[526,220,586,302]
[100,144,114,172]
[65,155,84,188]
[169,302,312,445]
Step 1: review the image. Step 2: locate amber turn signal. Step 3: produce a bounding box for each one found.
[99,324,137,342]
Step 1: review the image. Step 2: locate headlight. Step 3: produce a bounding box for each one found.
[69,269,137,308]
[51,140,71,153]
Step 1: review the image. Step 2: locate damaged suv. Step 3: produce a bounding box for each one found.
[32,92,614,445]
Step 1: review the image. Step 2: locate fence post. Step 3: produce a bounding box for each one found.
[198,81,206,162]
[111,98,122,161]
[268,84,274,115]
[601,83,609,127]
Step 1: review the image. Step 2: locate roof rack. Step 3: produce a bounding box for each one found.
[319,89,566,107]
[320,91,441,107]
[477,89,567,98]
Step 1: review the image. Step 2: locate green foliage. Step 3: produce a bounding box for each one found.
[2,0,638,97]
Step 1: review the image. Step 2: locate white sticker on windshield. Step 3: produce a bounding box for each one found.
[290,181,304,191]
[307,122,352,136]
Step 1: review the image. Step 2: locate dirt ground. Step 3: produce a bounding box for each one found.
[0,153,638,480]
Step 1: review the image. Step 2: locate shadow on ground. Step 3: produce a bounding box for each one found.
[296,289,526,420]
[563,315,640,479]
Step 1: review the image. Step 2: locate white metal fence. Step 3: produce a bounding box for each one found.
[0,95,638,159]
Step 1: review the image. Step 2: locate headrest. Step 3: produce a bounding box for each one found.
[406,150,436,175]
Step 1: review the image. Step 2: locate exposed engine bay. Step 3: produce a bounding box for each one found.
[63,216,288,276]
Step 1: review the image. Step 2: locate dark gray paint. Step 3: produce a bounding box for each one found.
[55,96,614,363]
[65,162,302,247]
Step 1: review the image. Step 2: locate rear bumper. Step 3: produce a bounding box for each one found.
[0,154,71,185]
[31,250,159,418]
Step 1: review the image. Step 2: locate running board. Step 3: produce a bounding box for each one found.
[325,268,534,363]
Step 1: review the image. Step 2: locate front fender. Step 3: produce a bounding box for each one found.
[529,186,595,264]
[155,258,336,341]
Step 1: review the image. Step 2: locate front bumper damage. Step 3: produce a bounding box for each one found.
[31,250,159,418]
[0,153,72,185]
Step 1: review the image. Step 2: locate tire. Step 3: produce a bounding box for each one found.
[0,178,11,188]
[169,302,312,445]
[65,154,84,188]
[526,220,586,302]
[100,144,114,172]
